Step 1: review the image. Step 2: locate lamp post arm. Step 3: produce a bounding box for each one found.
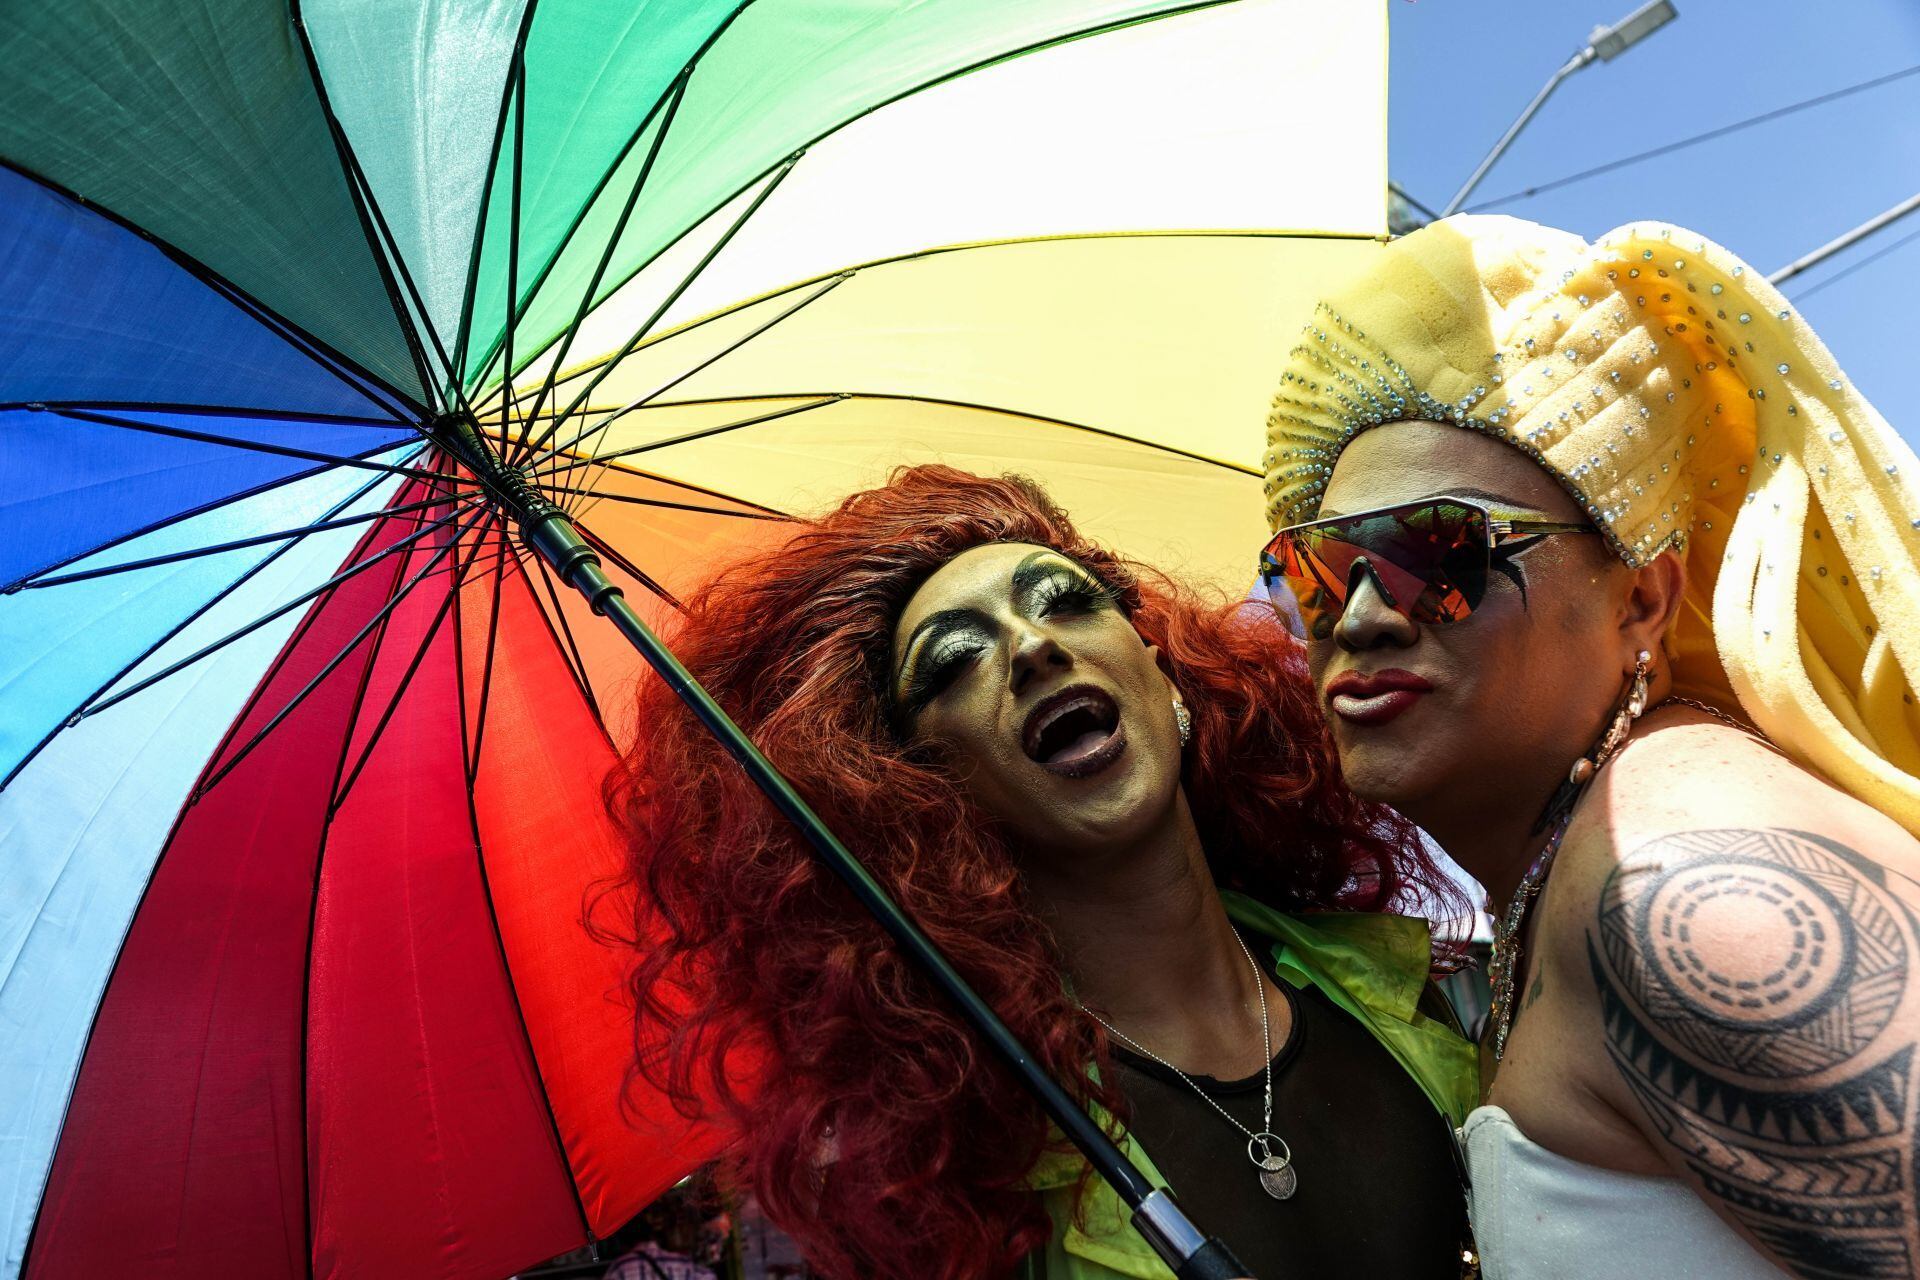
[1439,48,1595,219]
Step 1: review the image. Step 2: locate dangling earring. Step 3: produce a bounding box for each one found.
[1172,693,1193,746]
[1568,649,1652,785]
[1534,649,1652,835]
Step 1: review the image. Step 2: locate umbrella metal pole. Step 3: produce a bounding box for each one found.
[435,417,1254,1280]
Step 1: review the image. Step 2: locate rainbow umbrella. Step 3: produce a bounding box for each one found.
[0,1,1388,1276]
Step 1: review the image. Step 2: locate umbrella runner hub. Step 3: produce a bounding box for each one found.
[426,410,622,617]
[426,410,560,528]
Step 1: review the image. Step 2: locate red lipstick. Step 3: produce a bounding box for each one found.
[1324,668,1434,728]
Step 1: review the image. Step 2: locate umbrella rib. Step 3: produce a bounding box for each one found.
[573,519,685,613]
[516,153,799,471]
[451,0,544,387]
[333,113,473,419]
[850,391,1263,475]
[508,68,693,467]
[311,60,476,418]
[287,0,443,409]
[16,491,482,591]
[0,465,400,792]
[0,440,432,594]
[449,603,602,1252]
[326,510,498,814]
[572,389,1264,477]
[465,531,513,788]
[0,400,403,427]
[526,273,844,494]
[389,530,515,589]
[504,226,1369,425]
[39,405,452,484]
[189,503,494,801]
[512,272,838,449]
[536,396,841,480]
[0,155,426,419]
[500,53,528,432]
[530,440,791,517]
[77,497,483,723]
[292,483,431,1276]
[525,550,605,728]
[538,485,788,520]
[462,0,762,395]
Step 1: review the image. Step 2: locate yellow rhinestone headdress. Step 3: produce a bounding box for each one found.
[1263,215,1920,834]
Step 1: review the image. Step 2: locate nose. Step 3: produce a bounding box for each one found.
[1008,619,1070,695]
[1335,557,1418,653]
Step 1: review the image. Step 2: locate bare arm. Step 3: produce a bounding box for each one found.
[1586,827,1920,1278]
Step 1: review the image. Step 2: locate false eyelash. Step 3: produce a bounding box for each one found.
[901,637,985,717]
[1031,569,1120,616]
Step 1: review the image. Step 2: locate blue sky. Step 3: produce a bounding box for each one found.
[1389,0,1920,446]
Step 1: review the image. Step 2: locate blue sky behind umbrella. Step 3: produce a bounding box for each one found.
[1389,0,1920,446]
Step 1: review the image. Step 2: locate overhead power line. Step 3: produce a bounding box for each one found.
[1466,62,1920,212]
[1790,221,1920,302]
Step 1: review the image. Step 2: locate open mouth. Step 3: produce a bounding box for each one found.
[1021,685,1127,778]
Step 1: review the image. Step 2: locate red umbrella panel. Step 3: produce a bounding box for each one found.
[23,466,783,1280]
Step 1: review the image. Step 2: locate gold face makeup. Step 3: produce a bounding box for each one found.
[888,544,1185,858]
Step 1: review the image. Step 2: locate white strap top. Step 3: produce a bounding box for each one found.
[1461,1105,1785,1278]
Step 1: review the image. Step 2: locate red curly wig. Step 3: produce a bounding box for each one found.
[601,465,1461,1279]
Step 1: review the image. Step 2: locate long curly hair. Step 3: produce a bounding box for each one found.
[601,465,1460,1279]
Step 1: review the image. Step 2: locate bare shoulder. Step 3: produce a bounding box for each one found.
[1610,717,1917,861]
[1548,719,1920,1277]
[1540,720,1920,972]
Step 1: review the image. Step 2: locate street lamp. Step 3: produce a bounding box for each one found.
[1439,0,1678,217]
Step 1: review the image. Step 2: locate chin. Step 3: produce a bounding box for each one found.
[1333,743,1437,811]
[1024,766,1181,859]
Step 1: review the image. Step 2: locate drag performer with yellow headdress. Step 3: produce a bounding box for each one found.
[1259,216,1920,1279]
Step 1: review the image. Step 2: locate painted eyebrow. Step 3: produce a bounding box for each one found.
[1318,486,1541,519]
[892,553,1085,698]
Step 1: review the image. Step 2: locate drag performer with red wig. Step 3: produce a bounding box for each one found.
[603,466,1479,1280]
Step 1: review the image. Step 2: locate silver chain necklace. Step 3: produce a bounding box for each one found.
[1083,928,1297,1200]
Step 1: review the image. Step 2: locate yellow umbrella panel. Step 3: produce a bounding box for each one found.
[502,232,1384,593]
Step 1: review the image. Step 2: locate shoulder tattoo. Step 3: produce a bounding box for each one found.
[1589,828,1920,1278]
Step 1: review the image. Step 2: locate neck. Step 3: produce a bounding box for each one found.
[1025,793,1257,1055]
[1415,666,1676,913]
[1416,791,1549,916]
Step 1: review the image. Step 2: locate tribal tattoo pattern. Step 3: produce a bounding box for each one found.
[1590,828,1920,1278]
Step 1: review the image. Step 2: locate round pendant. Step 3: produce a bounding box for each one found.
[1258,1159,1298,1200]
[1248,1133,1296,1200]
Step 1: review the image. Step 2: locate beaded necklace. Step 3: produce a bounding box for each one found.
[1485,694,1758,1060]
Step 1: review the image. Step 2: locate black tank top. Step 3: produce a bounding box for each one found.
[1107,934,1467,1280]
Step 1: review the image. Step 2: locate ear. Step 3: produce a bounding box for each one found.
[1619,548,1687,662]
[1141,637,1183,692]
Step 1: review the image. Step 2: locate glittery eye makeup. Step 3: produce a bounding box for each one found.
[892,553,1119,718]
